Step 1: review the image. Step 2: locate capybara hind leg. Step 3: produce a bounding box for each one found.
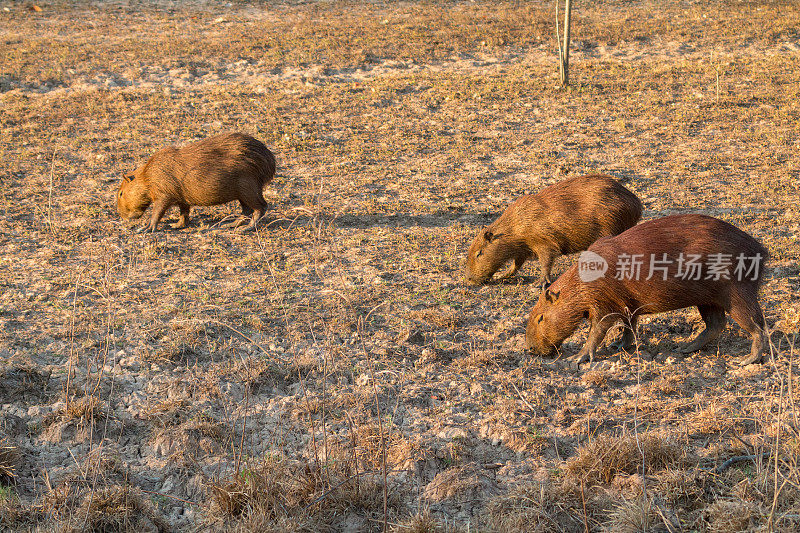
[236,208,265,233]
[223,201,255,229]
[681,305,726,353]
[171,203,190,229]
[610,316,639,352]
[236,198,267,233]
[239,200,254,217]
[567,315,615,370]
[729,298,766,365]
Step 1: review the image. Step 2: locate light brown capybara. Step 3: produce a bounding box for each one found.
[464,174,642,286]
[525,214,769,369]
[117,132,276,232]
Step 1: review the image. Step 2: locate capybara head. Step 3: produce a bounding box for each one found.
[465,228,511,284]
[116,170,151,219]
[525,285,584,356]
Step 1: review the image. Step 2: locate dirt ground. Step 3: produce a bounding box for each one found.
[1,0,799,531]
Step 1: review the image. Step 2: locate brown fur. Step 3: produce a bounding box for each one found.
[525,214,769,368]
[117,132,276,232]
[464,174,642,285]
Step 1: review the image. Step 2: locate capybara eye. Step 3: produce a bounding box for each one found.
[536,314,544,324]
[476,249,483,258]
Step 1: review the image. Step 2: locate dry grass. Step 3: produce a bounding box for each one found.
[391,510,447,533]
[45,395,105,426]
[70,485,171,533]
[482,479,606,533]
[207,456,400,532]
[0,438,20,484]
[2,0,800,531]
[603,498,660,533]
[565,433,686,485]
[704,500,759,533]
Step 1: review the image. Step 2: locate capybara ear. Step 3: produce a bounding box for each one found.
[544,289,561,303]
[484,230,504,243]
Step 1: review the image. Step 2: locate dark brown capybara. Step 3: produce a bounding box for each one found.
[117,132,276,232]
[525,214,769,369]
[464,174,642,286]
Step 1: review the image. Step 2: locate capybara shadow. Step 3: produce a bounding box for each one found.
[525,214,769,369]
[464,174,642,286]
[117,132,276,232]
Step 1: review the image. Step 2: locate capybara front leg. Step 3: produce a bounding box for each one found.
[567,315,614,370]
[138,198,170,233]
[535,248,555,287]
[171,203,190,229]
[497,255,527,281]
[681,305,726,354]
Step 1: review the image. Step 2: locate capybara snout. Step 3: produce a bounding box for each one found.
[465,174,642,286]
[117,132,276,232]
[525,214,768,369]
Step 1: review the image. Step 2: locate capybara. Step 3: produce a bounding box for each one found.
[464,174,642,286]
[525,214,768,368]
[117,132,276,232]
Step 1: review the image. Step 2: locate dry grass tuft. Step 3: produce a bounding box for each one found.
[72,484,171,533]
[603,498,660,533]
[0,487,35,530]
[0,438,20,483]
[581,370,609,388]
[391,510,446,533]
[704,499,759,533]
[655,470,704,509]
[208,456,399,531]
[48,396,105,425]
[482,479,606,533]
[566,433,686,485]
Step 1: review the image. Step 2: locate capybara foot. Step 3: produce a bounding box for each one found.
[566,351,590,371]
[678,343,702,354]
[235,223,257,234]
[738,354,762,365]
[738,348,764,366]
[171,220,187,229]
[496,267,518,281]
[223,216,249,229]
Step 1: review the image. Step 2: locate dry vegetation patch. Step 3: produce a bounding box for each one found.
[208,457,401,532]
[1,0,799,531]
[565,433,686,485]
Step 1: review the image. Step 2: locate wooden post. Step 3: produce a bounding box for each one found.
[557,0,573,86]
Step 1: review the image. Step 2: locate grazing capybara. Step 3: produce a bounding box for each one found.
[117,132,276,232]
[525,214,768,368]
[465,174,642,286]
